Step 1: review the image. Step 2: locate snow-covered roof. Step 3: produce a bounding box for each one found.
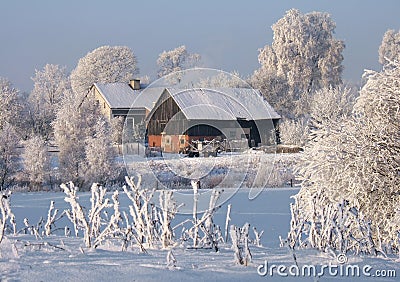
[93,83,280,121]
[165,88,280,121]
[94,83,164,110]
[132,87,166,110]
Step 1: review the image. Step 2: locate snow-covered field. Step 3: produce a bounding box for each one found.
[1,187,398,281]
[123,151,299,190]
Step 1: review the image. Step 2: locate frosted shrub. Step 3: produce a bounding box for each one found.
[44,201,58,236]
[230,223,252,266]
[278,118,308,147]
[62,182,113,248]
[288,62,400,256]
[62,182,91,247]
[123,175,157,250]
[93,191,122,248]
[185,182,224,251]
[159,190,178,248]
[166,249,177,268]
[0,191,15,244]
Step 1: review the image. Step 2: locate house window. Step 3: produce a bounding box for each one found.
[103,102,106,109]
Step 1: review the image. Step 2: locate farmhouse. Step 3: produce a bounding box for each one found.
[146,88,280,153]
[89,79,164,127]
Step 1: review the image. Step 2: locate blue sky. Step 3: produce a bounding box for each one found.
[1,0,399,92]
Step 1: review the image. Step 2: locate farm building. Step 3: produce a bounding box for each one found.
[89,79,164,129]
[146,88,280,153]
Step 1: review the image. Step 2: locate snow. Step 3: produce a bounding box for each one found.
[165,87,280,121]
[1,187,398,281]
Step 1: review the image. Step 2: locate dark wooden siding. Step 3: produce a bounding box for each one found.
[147,96,184,135]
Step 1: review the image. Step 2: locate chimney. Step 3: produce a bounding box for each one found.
[129,79,141,90]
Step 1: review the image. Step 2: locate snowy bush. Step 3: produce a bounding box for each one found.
[159,190,179,248]
[288,62,400,256]
[230,223,252,266]
[123,175,158,250]
[182,181,225,251]
[0,191,15,244]
[278,118,308,147]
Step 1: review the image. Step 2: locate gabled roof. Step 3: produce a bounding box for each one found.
[93,83,164,110]
[160,87,280,121]
[93,83,280,121]
[132,87,166,110]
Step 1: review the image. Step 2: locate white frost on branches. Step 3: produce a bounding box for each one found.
[44,201,58,236]
[379,29,400,66]
[70,45,139,96]
[159,190,178,248]
[251,9,344,118]
[123,175,157,250]
[288,62,400,255]
[230,223,252,266]
[157,45,200,83]
[29,64,69,139]
[62,182,91,247]
[0,191,14,244]
[22,135,50,190]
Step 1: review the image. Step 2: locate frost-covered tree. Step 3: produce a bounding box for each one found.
[84,119,115,185]
[157,45,200,79]
[252,9,344,118]
[279,86,356,146]
[0,77,21,130]
[53,90,99,186]
[250,71,291,117]
[379,29,400,66]
[289,62,400,255]
[70,46,139,96]
[0,78,22,190]
[195,71,248,88]
[110,116,124,145]
[0,123,19,190]
[29,64,70,139]
[22,135,50,190]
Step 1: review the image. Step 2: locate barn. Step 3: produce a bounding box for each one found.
[146,87,280,153]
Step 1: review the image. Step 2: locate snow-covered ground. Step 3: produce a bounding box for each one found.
[123,152,299,190]
[1,187,398,281]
